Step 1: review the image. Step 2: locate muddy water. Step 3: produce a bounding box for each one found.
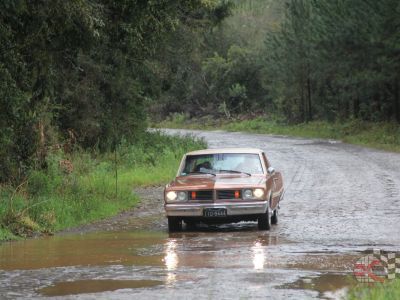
[1,129,400,299]
[39,280,163,297]
[0,229,359,299]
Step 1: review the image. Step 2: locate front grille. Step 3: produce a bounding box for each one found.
[217,190,242,200]
[189,190,213,200]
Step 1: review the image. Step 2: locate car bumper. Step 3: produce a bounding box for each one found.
[165,201,269,217]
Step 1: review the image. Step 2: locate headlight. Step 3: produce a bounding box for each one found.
[177,191,187,201]
[243,188,264,199]
[166,191,187,202]
[253,188,264,198]
[243,189,253,199]
[166,191,177,201]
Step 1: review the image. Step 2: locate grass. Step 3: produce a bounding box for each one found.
[0,131,206,241]
[347,279,400,300]
[155,113,400,153]
[0,227,15,241]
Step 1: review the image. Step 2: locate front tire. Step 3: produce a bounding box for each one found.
[271,208,278,225]
[185,220,196,231]
[168,216,182,232]
[258,207,271,230]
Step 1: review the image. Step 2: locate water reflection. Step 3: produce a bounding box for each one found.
[252,240,265,270]
[164,239,178,286]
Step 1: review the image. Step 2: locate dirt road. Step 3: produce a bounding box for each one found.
[1,129,399,299]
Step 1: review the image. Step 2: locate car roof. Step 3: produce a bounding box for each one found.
[185,148,264,156]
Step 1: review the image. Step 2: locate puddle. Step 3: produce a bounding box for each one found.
[0,227,366,299]
[0,228,355,272]
[0,231,166,270]
[38,279,163,297]
[279,273,358,299]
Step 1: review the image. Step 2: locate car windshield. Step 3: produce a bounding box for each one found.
[181,153,263,175]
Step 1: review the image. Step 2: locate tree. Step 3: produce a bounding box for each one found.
[0,0,225,182]
[264,0,400,123]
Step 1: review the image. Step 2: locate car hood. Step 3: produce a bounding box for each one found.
[167,175,267,190]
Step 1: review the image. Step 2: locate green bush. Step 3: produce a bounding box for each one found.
[0,132,206,240]
[27,171,51,196]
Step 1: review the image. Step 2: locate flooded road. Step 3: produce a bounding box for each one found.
[1,129,400,299]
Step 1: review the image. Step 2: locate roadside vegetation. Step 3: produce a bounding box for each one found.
[347,280,400,300]
[151,0,400,151]
[0,1,220,241]
[0,132,206,241]
[156,114,400,152]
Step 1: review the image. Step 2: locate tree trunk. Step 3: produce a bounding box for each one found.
[300,82,305,123]
[353,94,359,118]
[307,76,312,121]
[395,79,400,124]
[374,91,381,120]
[37,120,47,169]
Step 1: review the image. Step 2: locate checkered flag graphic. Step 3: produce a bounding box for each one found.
[371,249,400,280]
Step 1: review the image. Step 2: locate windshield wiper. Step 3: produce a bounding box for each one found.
[187,171,216,176]
[218,169,251,176]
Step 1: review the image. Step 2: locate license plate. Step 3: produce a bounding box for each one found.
[203,208,227,217]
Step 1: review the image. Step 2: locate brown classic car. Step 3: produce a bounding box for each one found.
[164,148,284,231]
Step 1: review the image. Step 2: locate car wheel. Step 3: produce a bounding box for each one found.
[168,217,182,232]
[185,221,196,231]
[258,207,271,230]
[271,208,278,225]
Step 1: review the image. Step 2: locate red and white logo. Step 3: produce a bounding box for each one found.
[353,254,387,283]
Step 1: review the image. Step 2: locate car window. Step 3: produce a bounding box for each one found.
[181,153,263,175]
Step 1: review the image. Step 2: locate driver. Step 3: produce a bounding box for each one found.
[194,161,212,172]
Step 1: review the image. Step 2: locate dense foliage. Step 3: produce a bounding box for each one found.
[2,0,400,183]
[155,0,400,124]
[265,0,400,123]
[0,0,226,183]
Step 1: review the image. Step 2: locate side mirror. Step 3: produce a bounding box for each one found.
[267,166,275,175]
